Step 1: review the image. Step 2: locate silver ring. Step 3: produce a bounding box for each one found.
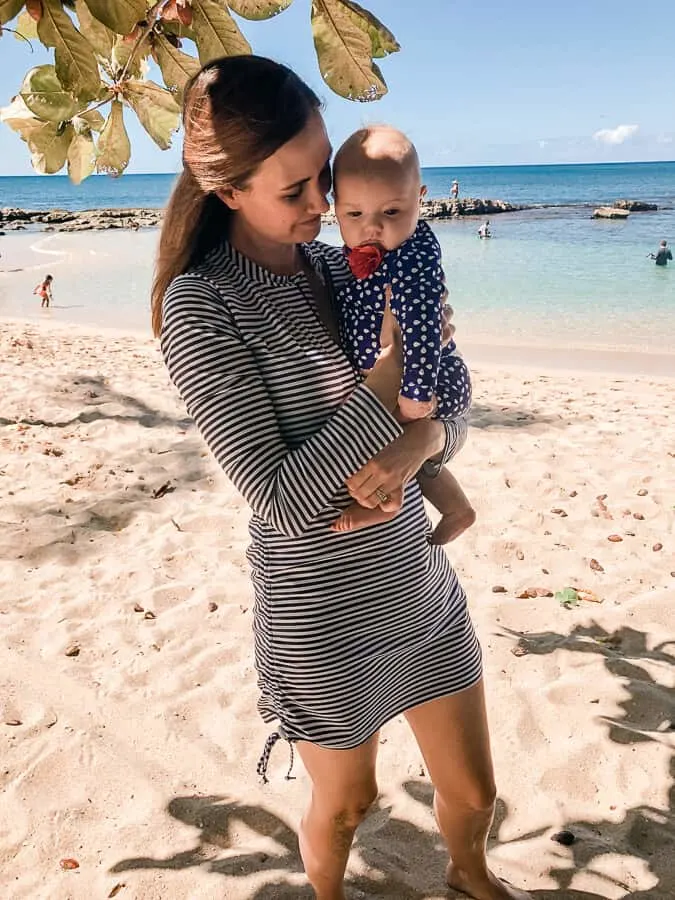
[375,488,390,504]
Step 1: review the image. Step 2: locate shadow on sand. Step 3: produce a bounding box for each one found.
[110,623,674,898]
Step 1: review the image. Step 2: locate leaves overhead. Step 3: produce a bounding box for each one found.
[1,0,399,181]
[67,129,96,182]
[191,0,252,65]
[37,0,101,101]
[311,0,388,101]
[96,98,130,176]
[122,79,181,150]
[74,0,114,59]
[153,34,201,102]
[20,64,79,123]
[81,0,145,36]
[227,0,294,21]
[0,0,24,26]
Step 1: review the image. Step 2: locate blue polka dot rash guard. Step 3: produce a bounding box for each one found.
[337,220,472,419]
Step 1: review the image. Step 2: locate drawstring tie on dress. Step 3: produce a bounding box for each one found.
[256,731,296,784]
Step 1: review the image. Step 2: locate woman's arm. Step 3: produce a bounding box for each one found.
[161,275,403,537]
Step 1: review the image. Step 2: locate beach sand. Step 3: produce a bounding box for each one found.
[0,318,673,900]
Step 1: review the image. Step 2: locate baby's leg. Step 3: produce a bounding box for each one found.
[397,395,437,421]
[331,487,404,534]
[419,468,476,545]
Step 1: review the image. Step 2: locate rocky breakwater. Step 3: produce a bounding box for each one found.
[418,198,527,219]
[321,197,527,226]
[613,199,658,212]
[0,207,162,233]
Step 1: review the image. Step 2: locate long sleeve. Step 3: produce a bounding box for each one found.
[161,274,403,537]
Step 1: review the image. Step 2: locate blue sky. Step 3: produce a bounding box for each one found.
[0,0,673,175]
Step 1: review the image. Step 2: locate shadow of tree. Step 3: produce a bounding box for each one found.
[469,403,564,430]
[0,374,192,431]
[108,619,674,897]
[1,374,209,562]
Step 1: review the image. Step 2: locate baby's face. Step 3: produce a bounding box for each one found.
[334,169,420,251]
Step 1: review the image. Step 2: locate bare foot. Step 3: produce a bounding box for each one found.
[331,501,397,533]
[446,863,532,900]
[430,506,476,545]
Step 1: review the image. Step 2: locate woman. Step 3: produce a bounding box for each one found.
[152,56,531,900]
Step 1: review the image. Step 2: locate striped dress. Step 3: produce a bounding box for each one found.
[161,239,482,757]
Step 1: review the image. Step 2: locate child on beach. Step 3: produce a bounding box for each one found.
[331,125,475,544]
[33,275,53,308]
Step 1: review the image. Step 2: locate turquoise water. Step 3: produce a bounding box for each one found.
[0,163,673,356]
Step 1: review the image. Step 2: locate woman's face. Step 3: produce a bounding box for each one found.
[223,112,332,245]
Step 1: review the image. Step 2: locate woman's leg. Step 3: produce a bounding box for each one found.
[405,681,532,900]
[295,733,380,900]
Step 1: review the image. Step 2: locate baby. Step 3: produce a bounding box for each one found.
[331,125,475,544]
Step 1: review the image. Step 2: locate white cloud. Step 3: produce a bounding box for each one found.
[656,135,673,145]
[593,124,639,145]
[538,140,548,148]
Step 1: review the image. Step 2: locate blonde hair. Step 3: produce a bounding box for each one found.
[151,56,321,336]
[332,125,420,193]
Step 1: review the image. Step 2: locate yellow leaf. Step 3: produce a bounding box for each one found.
[29,122,75,174]
[0,95,45,142]
[67,130,96,183]
[123,79,180,150]
[191,0,251,65]
[14,9,39,40]
[311,0,387,101]
[81,0,145,35]
[96,99,130,176]
[74,0,114,59]
[227,0,293,20]
[153,35,200,103]
[38,0,101,102]
[76,107,105,132]
[337,0,399,59]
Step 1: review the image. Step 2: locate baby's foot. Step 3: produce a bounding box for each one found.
[447,863,532,900]
[429,506,476,545]
[331,502,397,533]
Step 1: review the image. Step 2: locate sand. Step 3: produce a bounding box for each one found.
[0,318,673,900]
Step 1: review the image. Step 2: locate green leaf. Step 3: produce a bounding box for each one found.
[67,129,96,182]
[74,0,114,58]
[191,0,251,65]
[336,0,399,59]
[0,0,24,26]
[20,64,79,124]
[96,99,130,175]
[14,9,39,40]
[75,107,105,132]
[226,0,293,20]
[311,0,387,101]
[123,79,180,150]
[81,0,145,35]
[555,587,580,609]
[153,34,200,102]
[38,0,101,102]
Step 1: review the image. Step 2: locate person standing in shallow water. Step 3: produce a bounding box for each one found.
[151,55,532,900]
[649,239,672,266]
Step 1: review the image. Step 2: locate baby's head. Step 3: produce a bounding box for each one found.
[333,125,422,251]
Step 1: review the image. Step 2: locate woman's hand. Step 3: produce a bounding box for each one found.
[441,301,455,346]
[345,418,446,509]
[363,287,403,412]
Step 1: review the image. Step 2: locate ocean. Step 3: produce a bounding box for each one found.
[0,162,673,359]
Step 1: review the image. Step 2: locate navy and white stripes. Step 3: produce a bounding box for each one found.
[161,239,482,750]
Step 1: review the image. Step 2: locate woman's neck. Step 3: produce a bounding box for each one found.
[228,218,301,276]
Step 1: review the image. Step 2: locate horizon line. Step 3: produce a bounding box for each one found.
[1,159,674,178]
